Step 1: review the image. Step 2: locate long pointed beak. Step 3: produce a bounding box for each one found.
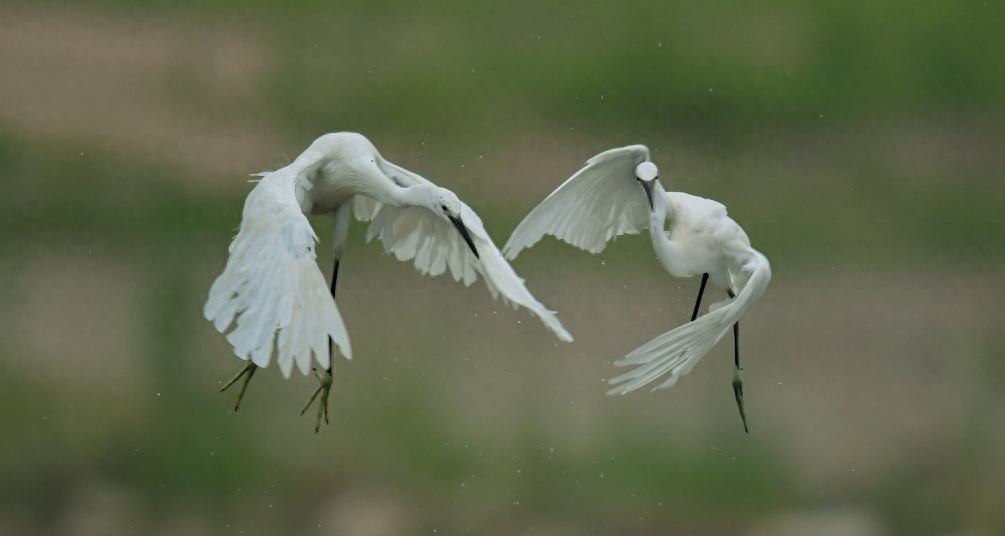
[639,180,655,211]
[448,214,480,259]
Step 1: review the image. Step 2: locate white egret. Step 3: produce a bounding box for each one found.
[503,145,770,432]
[205,132,573,431]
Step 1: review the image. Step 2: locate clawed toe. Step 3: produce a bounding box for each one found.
[221,362,259,411]
[302,368,334,433]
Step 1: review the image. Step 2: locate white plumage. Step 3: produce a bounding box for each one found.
[355,161,573,340]
[504,144,770,430]
[504,145,651,257]
[205,132,572,425]
[606,250,770,394]
[205,171,352,379]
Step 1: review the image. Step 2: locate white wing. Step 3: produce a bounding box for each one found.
[503,145,652,258]
[356,161,573,342]
[353,194,381,222]
[204,168,352,379]
[607,251,770,394]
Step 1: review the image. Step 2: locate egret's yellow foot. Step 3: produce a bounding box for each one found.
[732,367,748,433]
[221,362,258,411]
[302,368,333,433]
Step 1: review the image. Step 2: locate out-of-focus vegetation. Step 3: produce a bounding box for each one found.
[1,1,1003,535]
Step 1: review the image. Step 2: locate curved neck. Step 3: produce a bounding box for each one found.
[647,180,671,227]
[390,184,432,210]
[647,182,685,275]
[366,158,435,211]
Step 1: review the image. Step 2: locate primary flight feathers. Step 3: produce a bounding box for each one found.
[503,145,652,259]
[204,170,352,379]
[356,162,573,342]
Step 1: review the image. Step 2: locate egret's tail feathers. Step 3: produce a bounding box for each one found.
[606,252,770,395]
[606,310,729,394]
[204,173,352,379]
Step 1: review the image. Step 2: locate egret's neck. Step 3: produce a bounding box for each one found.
[646,181,687,276]
[390,184,436,212]
[648,180,671,227]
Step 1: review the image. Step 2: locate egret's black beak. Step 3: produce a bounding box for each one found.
[448,214,480,259]
[639,179,655,211]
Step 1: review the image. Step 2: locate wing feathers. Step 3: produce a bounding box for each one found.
[504,144,651,259]
[606,251,770,394]
[204,170,352,378]
[358,186,573,342]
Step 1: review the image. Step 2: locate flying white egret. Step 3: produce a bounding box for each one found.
[503,145,770,432]
[205,132,573,431]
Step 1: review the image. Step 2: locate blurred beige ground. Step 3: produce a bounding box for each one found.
[0,3,277,182]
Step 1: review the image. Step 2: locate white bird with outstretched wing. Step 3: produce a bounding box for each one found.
[505,143,770,433]
[205,132,572,431]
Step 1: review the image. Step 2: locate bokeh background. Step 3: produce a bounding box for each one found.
[2,1,1004,535]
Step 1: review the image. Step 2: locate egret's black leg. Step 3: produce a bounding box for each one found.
[326,260,340,375]
[733,321,740,369]
[304,258,339,431]
[726,288,739,368]
[726,288,747,433]
[691,273,710,322]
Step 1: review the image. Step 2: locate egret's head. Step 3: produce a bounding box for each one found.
[635,161,659,210]
[428,187,479,259]
[433,188,463,219]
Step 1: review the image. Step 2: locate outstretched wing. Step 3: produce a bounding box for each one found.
[503,144,652,258]
[204,168,352,379]
[356,161,573,342]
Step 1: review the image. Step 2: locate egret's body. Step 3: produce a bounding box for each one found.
[207,132,572,430]
[651,190,761,295]
[504,145,769,431]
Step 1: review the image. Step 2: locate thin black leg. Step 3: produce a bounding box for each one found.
[733,322,740,369]
[326,259,340,375]
[690,273,709,322]
[726,287,747,432]
[302,257,340,430]
[330,259,340,296]
[726,288,738,369]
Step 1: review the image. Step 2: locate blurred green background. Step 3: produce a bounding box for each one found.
[1,1,1004,535]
